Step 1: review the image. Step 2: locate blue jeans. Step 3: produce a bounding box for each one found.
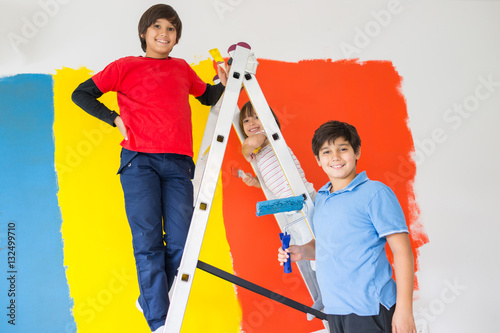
[119,148,194,331]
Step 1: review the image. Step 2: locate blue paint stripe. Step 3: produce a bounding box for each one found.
[0,74,76,332]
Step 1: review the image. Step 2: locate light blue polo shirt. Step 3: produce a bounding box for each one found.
[312,171,408,315]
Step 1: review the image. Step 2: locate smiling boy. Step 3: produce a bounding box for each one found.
[72,4,227,333]
[278,120,416,333]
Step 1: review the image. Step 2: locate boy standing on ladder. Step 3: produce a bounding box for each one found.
[278,121,416,333]
[72,4,227,332]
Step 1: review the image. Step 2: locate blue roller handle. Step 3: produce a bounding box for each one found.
[280,232,292,273]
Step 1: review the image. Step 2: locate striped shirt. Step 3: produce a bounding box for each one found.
[256,144,315,199]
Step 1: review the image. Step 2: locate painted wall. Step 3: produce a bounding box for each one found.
[1,0,499,332]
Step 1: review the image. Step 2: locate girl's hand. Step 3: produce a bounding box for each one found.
[245,152,256,162]
[242,135,265,162]
[114,116,128,140]
[242,173,261,188]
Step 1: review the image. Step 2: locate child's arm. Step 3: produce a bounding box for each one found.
[386,232,417,333]
[242,134,266,162]
[195,83,225,106]
[277,239,315,265]
[195,66,228,106]
[72,78,127,140]
[72,78,120,126]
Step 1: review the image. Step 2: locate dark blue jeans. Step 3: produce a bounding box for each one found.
[119,148,194,331]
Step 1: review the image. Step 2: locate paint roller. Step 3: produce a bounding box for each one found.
[256,195,307,273]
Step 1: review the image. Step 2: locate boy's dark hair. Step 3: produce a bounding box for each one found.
[138,4,182,52]
[238,101,281,139]
[312,120,361,156]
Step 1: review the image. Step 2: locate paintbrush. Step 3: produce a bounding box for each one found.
[209,48,226,72]
[231,167,245,179]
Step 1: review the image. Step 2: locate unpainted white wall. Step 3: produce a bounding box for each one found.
[1,1,499,332]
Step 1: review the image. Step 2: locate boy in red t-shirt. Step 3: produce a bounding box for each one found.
[72,4,226,332]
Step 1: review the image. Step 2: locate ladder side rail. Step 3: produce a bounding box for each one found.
[193,97,223,202]
[231,91,322,316]
[242,76,326,331]
[242,74,315,224]
[164,45,251,333]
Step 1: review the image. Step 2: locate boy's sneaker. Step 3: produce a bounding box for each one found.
[137,298,165,333]
[136,299,143,313]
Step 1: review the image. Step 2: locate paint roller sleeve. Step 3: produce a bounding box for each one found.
[255,195,305,216]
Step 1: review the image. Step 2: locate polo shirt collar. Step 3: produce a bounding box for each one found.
[319,171,369,195]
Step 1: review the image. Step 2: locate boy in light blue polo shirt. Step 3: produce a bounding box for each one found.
[278,121,416,333]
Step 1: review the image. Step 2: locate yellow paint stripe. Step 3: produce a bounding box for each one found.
[53,60,240,332]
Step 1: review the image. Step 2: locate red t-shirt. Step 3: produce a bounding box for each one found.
[92,56,207,156]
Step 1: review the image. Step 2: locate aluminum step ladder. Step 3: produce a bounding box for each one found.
[164,42,327,333]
